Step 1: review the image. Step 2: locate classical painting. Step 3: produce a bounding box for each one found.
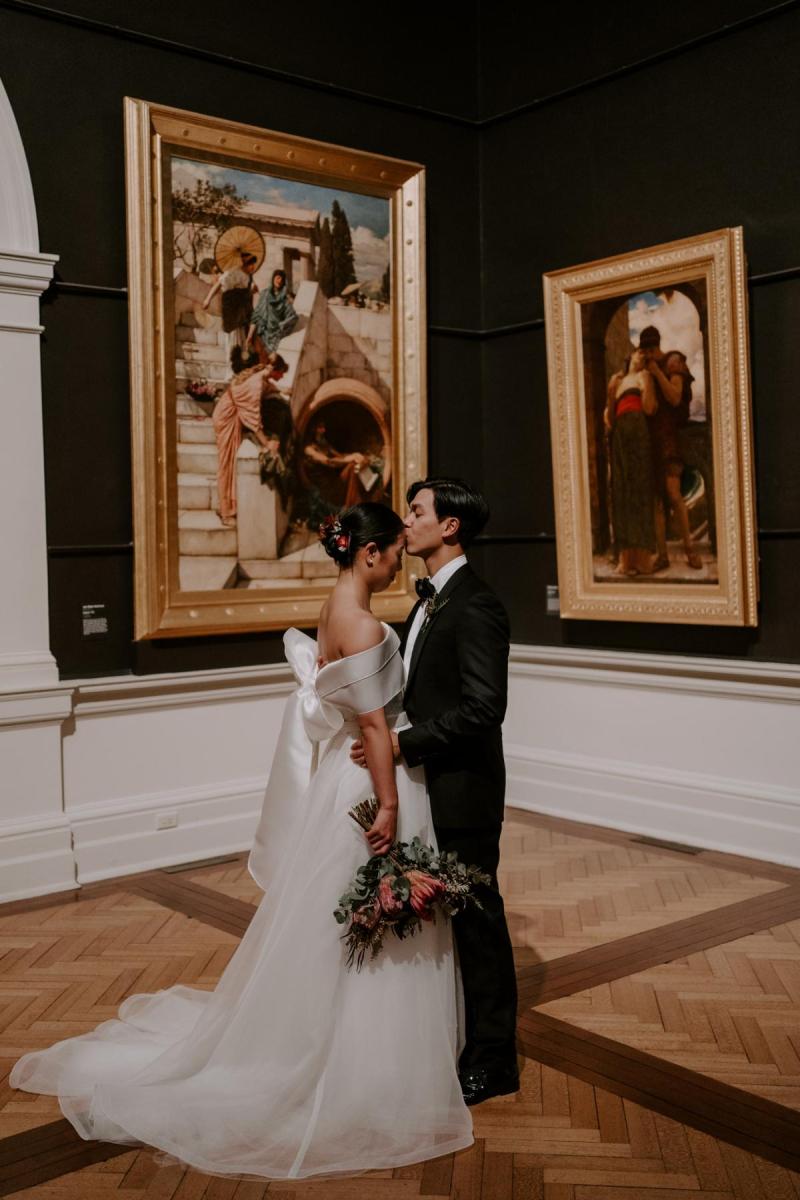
[544,229,758,625]
[125,100,426,638]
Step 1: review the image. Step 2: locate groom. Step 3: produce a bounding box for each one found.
[353,477,519,1105]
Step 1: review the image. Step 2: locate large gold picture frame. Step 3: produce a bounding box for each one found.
[544,228,758,626]
[125,98,426,639]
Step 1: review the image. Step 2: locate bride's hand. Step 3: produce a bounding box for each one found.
[365,806,397,856]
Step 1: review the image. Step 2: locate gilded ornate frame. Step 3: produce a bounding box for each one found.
[125,98,426,639]
[543,227,758,626]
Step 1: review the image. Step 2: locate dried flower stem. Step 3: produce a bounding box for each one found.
[348,797,405,870]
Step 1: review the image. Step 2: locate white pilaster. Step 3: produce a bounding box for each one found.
[0,77,72,899]
[0,250,59,688]
[0,79,59,688]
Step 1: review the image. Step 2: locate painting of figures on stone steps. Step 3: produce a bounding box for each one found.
[125,100,426,638]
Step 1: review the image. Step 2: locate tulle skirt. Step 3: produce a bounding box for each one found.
[10,725,473,1178]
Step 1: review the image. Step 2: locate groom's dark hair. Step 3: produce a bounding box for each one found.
[406,477,490,548]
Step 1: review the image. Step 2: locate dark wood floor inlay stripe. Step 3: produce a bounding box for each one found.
[0,1119,130,1197]
[517,1009,800,1175]
[129,875,257,937]
[517,882,800,1005]
[2,821,799,1194]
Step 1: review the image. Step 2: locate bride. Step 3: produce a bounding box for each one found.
[10,502,473,1179]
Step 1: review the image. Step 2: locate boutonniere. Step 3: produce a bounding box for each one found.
[424,594,450,622]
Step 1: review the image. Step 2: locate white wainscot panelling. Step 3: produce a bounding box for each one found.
[0,688,75,900]
[64,664,294,882]
[504,645,800,867]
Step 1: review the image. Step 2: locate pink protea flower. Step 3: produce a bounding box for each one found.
[406,870,445,920]
[352,898,381,929]
[378,875,404,916]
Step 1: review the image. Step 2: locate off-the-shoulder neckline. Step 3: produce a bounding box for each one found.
[316,621,395,678]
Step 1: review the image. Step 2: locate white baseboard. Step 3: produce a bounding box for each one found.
[504,644,799,868]
[505,743,800,867]
[0,817,76,902]
[70,778,265,883]
[0,650,59,690]
[2,645,798,902]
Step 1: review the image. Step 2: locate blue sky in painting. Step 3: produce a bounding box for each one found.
[172,157,389,237]
[628,290,663,318]
[627,288,707,420]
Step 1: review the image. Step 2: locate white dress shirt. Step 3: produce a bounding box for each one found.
[402,554,468,677]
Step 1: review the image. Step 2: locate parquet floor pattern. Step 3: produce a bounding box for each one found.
[539,919,800,1109]
[185,822,785,969]
[185,863,264,907]
[497,820,783,964]
[5,1060,800,1198]
[0,893,238,1138]
[1,809,799,1197]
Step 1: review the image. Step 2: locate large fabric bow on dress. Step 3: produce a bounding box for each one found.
[248,629,342,892]
[284,628,344,744]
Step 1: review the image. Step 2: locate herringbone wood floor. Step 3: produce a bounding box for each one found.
[539,919,800,1109]
[1,810,799,1198]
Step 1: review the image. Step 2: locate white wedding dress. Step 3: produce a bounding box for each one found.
[10,624,473,1179]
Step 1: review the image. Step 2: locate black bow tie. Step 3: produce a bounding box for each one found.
[415,577,436,601]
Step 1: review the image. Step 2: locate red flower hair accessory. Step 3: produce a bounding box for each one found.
[319,514,351,558]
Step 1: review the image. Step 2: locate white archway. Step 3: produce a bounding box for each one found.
[0,77,38,251]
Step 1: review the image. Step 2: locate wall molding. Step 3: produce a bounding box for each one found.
[62,663,295,885]
[505,644,800,868]
[509,643,800,703]
[0,686,72,728]
[0,651,61,691]
[0,0,477,128]
[0,659,296,901]
[2,645,799,898]
[0,248,59,298]
[49,262,800,348]
[0,319,42,334]
[477,0,800,127]
[0,823,75,901]
[3,0,796,131]
[506,743,800,868]
[71,661,294,716]
[70,777,265,884]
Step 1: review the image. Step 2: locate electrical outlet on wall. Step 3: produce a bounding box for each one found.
[156,811,178,830]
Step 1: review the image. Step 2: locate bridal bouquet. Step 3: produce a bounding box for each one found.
[334,798,491,970]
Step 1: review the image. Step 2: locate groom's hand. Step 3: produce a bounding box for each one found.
[350,738,367,768]
[350,734,400,767]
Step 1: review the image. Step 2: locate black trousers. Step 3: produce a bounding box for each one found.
[434,824,518,1074]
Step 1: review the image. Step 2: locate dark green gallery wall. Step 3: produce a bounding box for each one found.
[475,0,800,663]
[0,0,482,676]
[1,0,798,675]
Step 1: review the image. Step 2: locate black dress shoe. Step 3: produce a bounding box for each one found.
[460,1064,520,1106]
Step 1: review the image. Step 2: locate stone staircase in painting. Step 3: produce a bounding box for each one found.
[173,301,239,589]
[176,393,239,592]
[174,285,338,591]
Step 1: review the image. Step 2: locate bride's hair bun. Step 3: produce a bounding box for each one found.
[319,514,353,566]
[318,504,405,570]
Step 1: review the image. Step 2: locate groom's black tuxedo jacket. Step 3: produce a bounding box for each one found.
[397,564,510,830]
